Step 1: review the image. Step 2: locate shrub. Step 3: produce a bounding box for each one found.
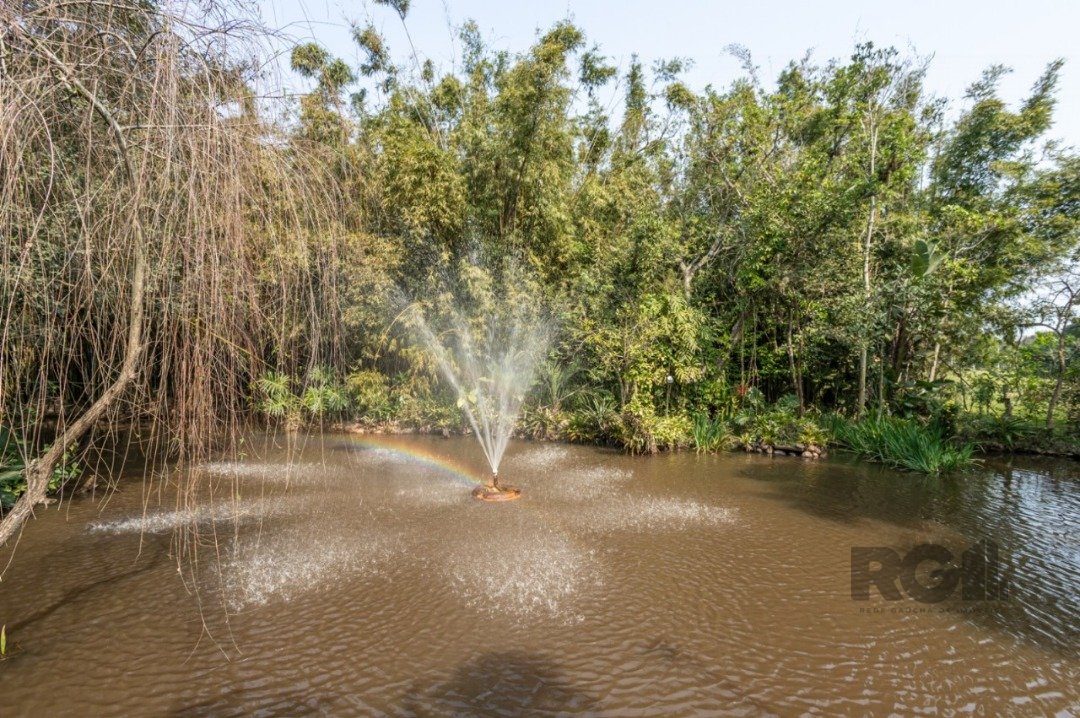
[393,392,462,431]
[1,427,82,508]
[518,406,567,440]
[959,413,1038,450]
[346,370,393,422]
[254,371,300,424]
[730,397,830,450]
[564,391,618,444]
[254,367,350,427]
[614,402,691,455]
[300,367,350,419]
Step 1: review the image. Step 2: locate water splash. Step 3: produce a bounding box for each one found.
[409,296,550,481]
[440,520,601,619]
[88,497,286,534]
[222,527,397,610]
[571,497,737,533]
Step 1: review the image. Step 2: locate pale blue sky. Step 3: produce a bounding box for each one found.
[257,0,1079,147]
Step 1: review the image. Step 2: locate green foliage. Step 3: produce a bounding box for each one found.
[300,368,351,418]
[692,414,735,453]
[519,406,567,441]
[13,0,1079,510]
[0,426,26,509]
[0,427,83,509]
[795,418,831,448]
[353,25,392,77]
[564,391,618,443]
[254,371,300,423]
[730,396,830,450]
[833,415,975,475]
[960,414,1039,450]
[373,0,410,20]
[892,379,957,422]
[291,20,1076,454]
[537,360,582,411]
[290,43,329,77]
[347,370,393,422]
[910,238,945,278]
[254,368,350,427]
[613,401,692,455]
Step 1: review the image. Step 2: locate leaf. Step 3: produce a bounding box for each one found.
[1,625,6,656]
[911,238,945,278]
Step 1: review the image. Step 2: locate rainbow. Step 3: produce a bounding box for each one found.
[330,434,486,487]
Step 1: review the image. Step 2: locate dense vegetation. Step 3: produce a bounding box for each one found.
[2,1,1079,536]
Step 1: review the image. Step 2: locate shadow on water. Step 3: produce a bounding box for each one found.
[734,453,971,527]
[6,539,168,635]
[399,651,600,716]
[739,452,1080,658]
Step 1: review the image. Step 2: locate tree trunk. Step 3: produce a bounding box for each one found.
[878,345,887,413]
[858,345,869,415]
[857,115,879,417]
[1046,334,1067,430]
[928,342,941,383]
[786,317,804,413]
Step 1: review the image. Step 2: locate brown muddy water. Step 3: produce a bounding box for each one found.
[0,432,1078,716]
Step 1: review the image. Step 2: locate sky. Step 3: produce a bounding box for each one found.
[255,0,1079,147]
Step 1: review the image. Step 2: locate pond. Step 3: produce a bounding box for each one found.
[0,433,1077,715]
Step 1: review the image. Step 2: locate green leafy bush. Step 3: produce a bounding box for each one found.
[564,391,618,443]
[730,396,829,450]
[613,402,691,454]
[392,391,463,431]
[254,367,350,427]
[959,413,1038,450]
[346,370,393,422]
[254,371,299,423]
[1,427,83,509]
[518,406,567,440]
[301,367,350,418]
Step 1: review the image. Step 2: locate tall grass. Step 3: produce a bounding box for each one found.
[832,415,975,475]
[692,414,734,453]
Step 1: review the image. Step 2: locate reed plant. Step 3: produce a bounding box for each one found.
[832,415,975,475]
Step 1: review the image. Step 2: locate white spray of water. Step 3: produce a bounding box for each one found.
[88,497,286,534]
[410,300,550,478]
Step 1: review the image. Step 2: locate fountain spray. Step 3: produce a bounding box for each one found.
[409,285,549,502]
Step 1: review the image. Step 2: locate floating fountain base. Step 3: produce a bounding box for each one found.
[472,485,522,502]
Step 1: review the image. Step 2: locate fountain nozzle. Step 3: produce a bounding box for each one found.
[472,468,521,502]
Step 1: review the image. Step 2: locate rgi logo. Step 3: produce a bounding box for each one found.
[851,539,1007,603]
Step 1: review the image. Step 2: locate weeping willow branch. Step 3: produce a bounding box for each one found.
[0,17,149,548]
[0,0,348,553]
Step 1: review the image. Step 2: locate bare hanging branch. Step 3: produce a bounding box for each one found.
[0,0,347,552]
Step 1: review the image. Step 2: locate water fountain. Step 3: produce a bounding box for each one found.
[409,288,550,501]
